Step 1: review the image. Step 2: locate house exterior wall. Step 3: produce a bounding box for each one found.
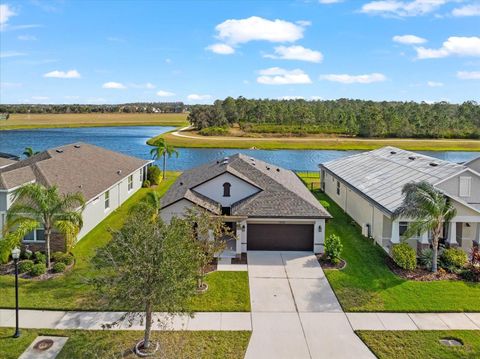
[466,158,480,173]
[193,173,260,207]
[437,170,480,204]
[160,199,195,223]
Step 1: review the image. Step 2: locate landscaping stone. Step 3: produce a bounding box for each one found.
[19,336,68,359]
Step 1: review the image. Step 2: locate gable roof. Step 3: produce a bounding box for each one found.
[320,146,469,214]
[0,143,151,202]
[162,153,331,218]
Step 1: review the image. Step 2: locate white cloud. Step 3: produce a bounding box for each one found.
[206,43,235,55]
[427,81,443,87]
[0,51,26,58]
[187,94,212,101]
[392,34,426,44]
[17,34,36,41]
[457,71,480,80]
[279,96,305,100]
[102,82,127,89]
[257,67,312,85]
[157,90,175,97]
[0,4,16,30]
[320,73,387,84]
[452,4,480,17]
[416,36,480,59]
[264,45,323,63]
[214,16,307,45]
[44,70,81,79]
[310,96,324,100]
[319,0,343,4]
[361,0,448,17]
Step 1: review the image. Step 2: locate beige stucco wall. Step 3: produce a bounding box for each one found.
[437,170,480,204]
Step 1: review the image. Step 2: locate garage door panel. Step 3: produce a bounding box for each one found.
[247,224,313,251]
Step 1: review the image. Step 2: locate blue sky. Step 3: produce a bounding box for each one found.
[1,0,479,104]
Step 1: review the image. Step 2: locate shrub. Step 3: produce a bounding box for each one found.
[18,260,34,274]
[34,251,46,264]
[324,234,343,265]
[470,246,480,266]
[418,247,445,269]
[441,248,467,269]
[56,253,74,266]
[52,262,67,273]
[147,166,161,185]
[199,126,229,136]
[319,200,330,208]
[30,263,46,277]
[142,180,151,188]
[392,243,417,270]
[51,251,64,262]
[20,249,33,260]
[460,266,480,282]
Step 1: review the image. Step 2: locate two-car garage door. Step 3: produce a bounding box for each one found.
[247,223,314,251]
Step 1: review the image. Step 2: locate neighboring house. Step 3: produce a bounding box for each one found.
[0,142,151,252]
[320,146,480,254]
[161,154,331,255]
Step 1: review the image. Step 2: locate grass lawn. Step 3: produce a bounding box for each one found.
[0,113,189,130]
[0,172,250,312]
[357,330,480,359]
[298,173,480,312]
[153,128,480,152]
[0,327,251,359]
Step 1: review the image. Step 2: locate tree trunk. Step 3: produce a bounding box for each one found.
[45,226,52,268]
[162,153,166,180]
[144,301,152,349]
[432,237,438,273]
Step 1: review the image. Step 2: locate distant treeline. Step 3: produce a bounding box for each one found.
[188,97,480,139]
[0,102,186,114]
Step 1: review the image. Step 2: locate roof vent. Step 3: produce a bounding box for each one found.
[74,144,81,148]
[390,151,397,155]
[430,162,438,167]
[78,184,83,188]
[223,157,229,161]
[221,159,228,165]
[408,156,416,160]
[56,149,63,153]
[179,182,183,186]
[276,168,280,172]
[117,170,122,175]
[266,166,270,170]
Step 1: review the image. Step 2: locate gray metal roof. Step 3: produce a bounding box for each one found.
[320,146,467,214]
[162,153,331,218]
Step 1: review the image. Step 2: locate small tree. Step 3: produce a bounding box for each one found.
[324,234,343,264]
[93,207,199,352]
[5,184,85,267]
[23,147,39,158]
[394,181,457,273]
[185,207,233,290]
[149,138,179,180]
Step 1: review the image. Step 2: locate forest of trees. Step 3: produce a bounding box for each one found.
[188,97,480,139]
[0,102,185,114]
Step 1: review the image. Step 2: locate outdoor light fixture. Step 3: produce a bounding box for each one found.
[318,225,322,232]
[242,225,246,232]
[11,247,21,338]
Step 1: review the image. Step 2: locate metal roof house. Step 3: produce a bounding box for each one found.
[320,146,480,254]
[0,143,151,252]
[161,154,331,255]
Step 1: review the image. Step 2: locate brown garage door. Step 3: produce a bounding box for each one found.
[247,223,314,251]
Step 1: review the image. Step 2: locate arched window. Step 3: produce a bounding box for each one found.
[223,182,231,197]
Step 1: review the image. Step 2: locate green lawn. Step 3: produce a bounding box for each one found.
[298,173,480,312]
[0,327,251,359]
[0,172,250,312]
[357,330,480,359]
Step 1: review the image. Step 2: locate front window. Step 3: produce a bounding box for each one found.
[399,222,408,237]
[23,228,45,242]
[336,181,341,195]
[105,190,110,210]
[223,182,231,197]
[128,175,133,191]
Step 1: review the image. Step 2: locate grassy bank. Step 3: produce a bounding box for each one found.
[0,327,251,359]
[0,113,189,130]
[0,172,250,312]
[155,129,480,152]
[357,330,480,359]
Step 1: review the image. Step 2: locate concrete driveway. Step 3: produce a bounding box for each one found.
[245,251,374,359]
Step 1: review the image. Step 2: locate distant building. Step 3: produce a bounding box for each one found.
[0,113,9,121]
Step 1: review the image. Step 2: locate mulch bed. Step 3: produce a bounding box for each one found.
[231,253,247,265]
[0,259,75,280]
[316,254,346,270]
[385,257,460,281]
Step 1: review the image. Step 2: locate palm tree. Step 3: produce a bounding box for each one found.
[149,138,179,180]
[23,147,39,158]
[394,181,457,273]
[129,191,162,221]
[6,183,85,268]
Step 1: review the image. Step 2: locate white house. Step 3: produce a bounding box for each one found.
[161,154,331,255]
[0,142,151,252]
[320,146,480,254]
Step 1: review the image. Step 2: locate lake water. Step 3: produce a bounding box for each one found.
[0,126,478,171]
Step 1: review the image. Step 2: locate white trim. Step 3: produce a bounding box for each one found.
[434,167,480,187]
[459,176,472,197]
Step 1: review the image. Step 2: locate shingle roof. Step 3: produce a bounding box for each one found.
[320,146,467,214]
[0,157,17,169]
[0,142,151,201]
[162,153,331,218]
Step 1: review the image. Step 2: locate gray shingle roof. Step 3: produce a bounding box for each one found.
[162,153,331,218]
[320,146,467,214]
[0,157,17,169]
[0,142,151,201]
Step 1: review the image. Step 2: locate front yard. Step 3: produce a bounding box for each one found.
[0,172,250,312]
[0,327,251,359]
[299,174,480,312]
[357,330,480,359]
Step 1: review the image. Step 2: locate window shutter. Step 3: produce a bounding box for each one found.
[459,176,471,197]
